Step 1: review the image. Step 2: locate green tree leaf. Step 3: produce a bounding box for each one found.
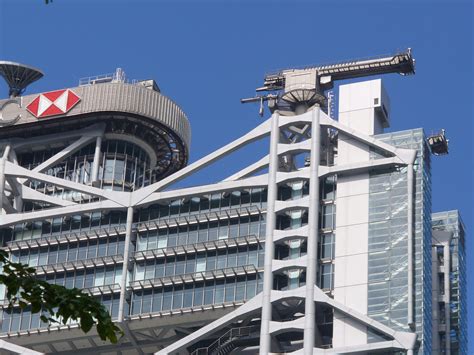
[0,252,123,343]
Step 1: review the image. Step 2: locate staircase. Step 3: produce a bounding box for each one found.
[190,325,260,355]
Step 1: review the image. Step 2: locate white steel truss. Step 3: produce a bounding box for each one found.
[0,107,417,355]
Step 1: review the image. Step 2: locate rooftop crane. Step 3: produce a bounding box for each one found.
[242,48,415,116]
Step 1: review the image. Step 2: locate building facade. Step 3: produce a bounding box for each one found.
[0,53,467,355]
[431,211,467,355]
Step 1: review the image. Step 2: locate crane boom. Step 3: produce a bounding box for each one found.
[258,49,415,92]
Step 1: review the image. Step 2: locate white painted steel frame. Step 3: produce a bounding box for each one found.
[0,108,418,355]
[0,339,44,354]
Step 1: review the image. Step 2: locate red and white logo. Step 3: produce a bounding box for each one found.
[26,89,81,118]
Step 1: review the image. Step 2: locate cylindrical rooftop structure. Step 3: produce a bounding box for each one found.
[0,77,190,189]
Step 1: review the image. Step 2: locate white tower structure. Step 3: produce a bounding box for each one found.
[334,79,393,348]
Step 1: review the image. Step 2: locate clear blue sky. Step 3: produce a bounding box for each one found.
[1,0,472,348]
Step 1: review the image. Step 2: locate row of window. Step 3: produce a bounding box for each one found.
[0,264,333,334]
[137,188,268,223]
[272,264,334,291]
[100,154,153,190]
[8,210,128,242]
[7,230,333,269]
[18,140,149,169]
[130,274,263,315]
[274,272,306,290]
[11,236,126,266]
[135,246,265,280]
[1,294,120,333]
[36,266,123,289]
[136,214,265,251]
[7,197,335,245]
[22,140,153,193]
[277,177,336,202]
[275,204,336,232]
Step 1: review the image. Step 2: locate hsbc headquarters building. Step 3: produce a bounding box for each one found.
[0,55,467,355]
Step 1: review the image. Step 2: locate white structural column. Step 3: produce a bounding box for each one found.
[0,339,44,355]
[9,149,22,212]
[0,145,11,214]
[259,111,280,354]
[407,162,415,330]
[118,206,134,322]
[304,107,321,354]
[91,135,102,183]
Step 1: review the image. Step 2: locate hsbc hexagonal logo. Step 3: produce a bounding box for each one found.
[26,89,81,118]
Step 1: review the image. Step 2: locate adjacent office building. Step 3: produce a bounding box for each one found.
[0,51,467,355]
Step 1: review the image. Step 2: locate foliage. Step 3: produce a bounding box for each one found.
[0,250,123,343]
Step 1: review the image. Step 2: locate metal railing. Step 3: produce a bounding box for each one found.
[79,68,126,86]
[190,325,259,355]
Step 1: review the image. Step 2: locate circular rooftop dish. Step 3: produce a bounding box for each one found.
[0,61,44,97]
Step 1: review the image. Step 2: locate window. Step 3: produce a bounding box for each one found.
[225,281,235,302]
[198,223,208,242]
[288,270,300,289]
[178,226,188,245]
[98,239,107,257]
[142,290,152,313]
[173,286,183,309]
[114,160,125,181]
[152,290,162,312]
[206,252,216,271]
[155,260,165,278]
[215,280,225,303]
[208,221,218,241]
[210,194,220,210]
[204,281,214,305]
[94,268,105,287]
[229,219,239,238]
[157,231,167,248]
[185,255,196,273]
[320,233,335,260]
[162,287,173,310]
[219,220,229,239]
[291,181,304,199]
[88,240,98,259]
[320,264,334,289]
[321,176,336,201]
[196,254,206,272]
[175,256,186,275]
[217,250,227,269]
[321,204,336,230]
[290,210,303,229]
[194,283,204,306]
[104,159,114,180]
[105,266,115,285]
[183,284,194,308]
[75,271,85,288]
[165,257,175,276]
[84,269,94,288]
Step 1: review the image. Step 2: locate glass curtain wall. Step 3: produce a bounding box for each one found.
[367,128,432,354]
